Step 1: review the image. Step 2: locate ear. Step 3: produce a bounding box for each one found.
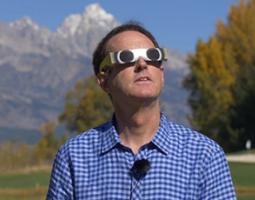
[97,74,110,93]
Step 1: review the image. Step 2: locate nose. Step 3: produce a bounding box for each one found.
[134,57,147,72]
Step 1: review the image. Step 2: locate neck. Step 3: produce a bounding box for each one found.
[113,99,161,154]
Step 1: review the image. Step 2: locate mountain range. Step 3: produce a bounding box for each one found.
[0,4,190,143]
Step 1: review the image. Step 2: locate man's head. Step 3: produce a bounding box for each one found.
[92,22,166,103]
[93,22,161,76]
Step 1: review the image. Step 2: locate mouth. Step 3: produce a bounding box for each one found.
[135,76,152,82]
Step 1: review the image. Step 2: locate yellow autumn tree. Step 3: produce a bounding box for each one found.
[184,0,255,151]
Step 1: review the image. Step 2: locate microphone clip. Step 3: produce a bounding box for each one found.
[130,159,150,180]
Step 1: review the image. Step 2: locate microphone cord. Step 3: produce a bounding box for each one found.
[129,159,150,200]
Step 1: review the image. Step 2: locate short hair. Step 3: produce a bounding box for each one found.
[92,21,160,76]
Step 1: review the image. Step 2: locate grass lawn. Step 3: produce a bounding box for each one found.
[0,162,254,199]
[229,162,255,199]
[229,162,255,186]
[0,171,50,189]
[0,170,50,200]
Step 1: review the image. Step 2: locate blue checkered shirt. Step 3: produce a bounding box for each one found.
[47,113,236,199]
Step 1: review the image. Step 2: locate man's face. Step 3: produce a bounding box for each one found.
[99,31,164,103]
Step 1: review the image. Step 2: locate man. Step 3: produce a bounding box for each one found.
[47,22,236,199]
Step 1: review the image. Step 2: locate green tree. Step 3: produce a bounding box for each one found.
[59,76,113,133]
[230,65,255,149]
[184,0,255,151]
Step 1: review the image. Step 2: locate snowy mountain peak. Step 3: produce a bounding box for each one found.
[57,14,82,38]
[10,17,40,31]
[82,3,117,27]
[57,3,118,39]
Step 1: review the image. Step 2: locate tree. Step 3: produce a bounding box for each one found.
[34,121,59,163]
[184,0,255,152]
[230,65,255,150]
[184,38,236,150]
[59,76,113,133]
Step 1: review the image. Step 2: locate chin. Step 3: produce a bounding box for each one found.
[134,89,161,98]
[130,92,160,100]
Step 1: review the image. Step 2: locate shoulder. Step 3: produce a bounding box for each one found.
[166,120,229,176]
[57,121,111,159]
[162,116,225,161]
[171,121,220,150]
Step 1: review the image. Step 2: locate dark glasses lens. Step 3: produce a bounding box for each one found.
[147,48,161,60]
[119,50,134,63]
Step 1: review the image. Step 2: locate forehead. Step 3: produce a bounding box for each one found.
[105,31,155,52]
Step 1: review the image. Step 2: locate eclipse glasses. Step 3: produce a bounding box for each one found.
[99,48,168,74]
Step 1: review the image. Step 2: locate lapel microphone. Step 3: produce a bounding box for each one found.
[130,159,151,180]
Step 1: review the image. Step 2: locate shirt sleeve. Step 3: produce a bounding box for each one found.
[200,146,237,200]
[46,146,74,200]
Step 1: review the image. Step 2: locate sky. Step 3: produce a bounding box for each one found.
[0,0,239,53]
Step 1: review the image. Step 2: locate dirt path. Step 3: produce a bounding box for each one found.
[227,153,255,163]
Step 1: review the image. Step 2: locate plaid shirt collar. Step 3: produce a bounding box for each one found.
[100,113,180,156]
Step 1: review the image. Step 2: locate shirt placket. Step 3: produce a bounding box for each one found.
[125,145,149,200]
